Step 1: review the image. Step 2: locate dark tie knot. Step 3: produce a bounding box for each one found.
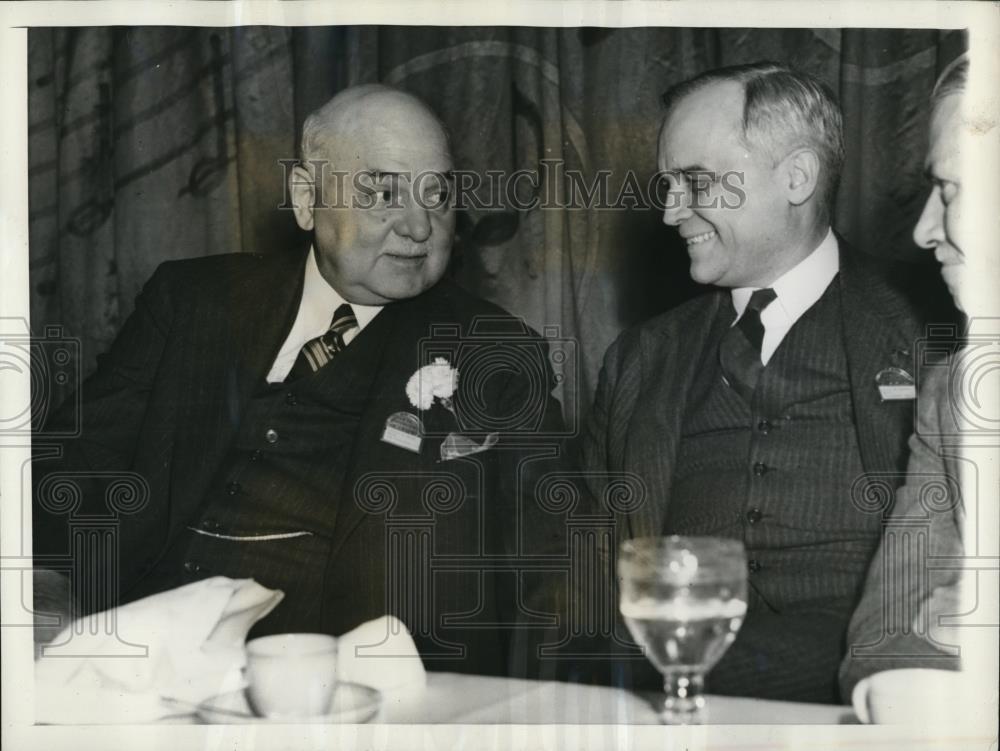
[746,287,777,314]
[717,287,776,401]
[330,303,358,335]
[284,302,359,382]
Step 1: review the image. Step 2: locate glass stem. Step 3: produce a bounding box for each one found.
[662,670,706,723]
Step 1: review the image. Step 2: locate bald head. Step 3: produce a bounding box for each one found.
[300,85,451,167]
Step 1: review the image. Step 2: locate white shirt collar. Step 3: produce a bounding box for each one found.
[265,246,382,383]
[301,246,383,333]
[729,228,840,364]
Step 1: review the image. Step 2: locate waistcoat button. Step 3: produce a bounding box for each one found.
[746,508,763,525]
[226,481,241,495]
[752,462,768,477]
[265,429,279,444]
[748,559,762,573]
[757,420,771,434]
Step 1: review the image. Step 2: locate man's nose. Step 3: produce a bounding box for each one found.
[662,182,693,227]
[395,199,431,243]
[913,188,944,250]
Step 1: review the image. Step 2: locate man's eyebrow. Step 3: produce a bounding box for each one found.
[367,170,405,181]
[365,170,456,183]
[660,164,710,174]
[417,170,457,188]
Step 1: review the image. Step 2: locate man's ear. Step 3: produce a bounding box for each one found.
[289,163,317,231]
[783,148,821,206]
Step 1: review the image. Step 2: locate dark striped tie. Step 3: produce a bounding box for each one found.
[285,303,358,382]
[718,288,777,402]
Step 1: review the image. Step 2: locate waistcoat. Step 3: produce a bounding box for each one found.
[139,321,388,634]
[668,280,881,614]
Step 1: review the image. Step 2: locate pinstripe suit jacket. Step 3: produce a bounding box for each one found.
[583,248,924,537]
[33,248,568,675]
[579,246,928,698]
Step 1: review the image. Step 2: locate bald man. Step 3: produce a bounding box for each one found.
[33,86,568,677]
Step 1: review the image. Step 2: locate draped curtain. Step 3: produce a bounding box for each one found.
[27,26,966,416]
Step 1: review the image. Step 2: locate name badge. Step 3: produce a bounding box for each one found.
[381,411,423,453]
[876,367,916,402]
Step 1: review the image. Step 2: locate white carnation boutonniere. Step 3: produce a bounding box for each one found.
[394,357,496,461]
[406,357,459,413]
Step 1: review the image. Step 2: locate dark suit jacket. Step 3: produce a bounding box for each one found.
[33,249,569,677]
[579,246,928,700]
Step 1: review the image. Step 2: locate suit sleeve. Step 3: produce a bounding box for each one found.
[575,332,626,507]
[485,331,569,677]
[839,368,964,701]
[508,331,657,684]
[475,324,626,681]
[33,263,177,557]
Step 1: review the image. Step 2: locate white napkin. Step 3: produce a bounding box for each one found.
[34,577,283,724]
[336,615,426,693]
[35,576,427,724]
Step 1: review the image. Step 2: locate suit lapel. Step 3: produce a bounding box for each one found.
[326,284,456,561]
[167,251,306,529]
[839,249,919,477]
[625,294,725,538]
[230,253,308,403]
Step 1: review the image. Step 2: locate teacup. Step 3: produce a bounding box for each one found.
[245,633,338,718]
[852,668,975,725]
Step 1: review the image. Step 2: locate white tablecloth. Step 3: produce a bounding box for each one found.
[329,672,852,725]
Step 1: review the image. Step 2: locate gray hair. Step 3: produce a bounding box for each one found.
[662,61,845,215]
[931,53,968,109]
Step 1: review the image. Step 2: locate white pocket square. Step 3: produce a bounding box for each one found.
[440,432,498,461]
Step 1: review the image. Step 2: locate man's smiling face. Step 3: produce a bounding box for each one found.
[658,80,794,289]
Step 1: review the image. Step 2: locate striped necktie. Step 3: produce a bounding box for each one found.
[285,303,358,382]
[718,288,777,402]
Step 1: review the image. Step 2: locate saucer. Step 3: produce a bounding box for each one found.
[197,682,381,724]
